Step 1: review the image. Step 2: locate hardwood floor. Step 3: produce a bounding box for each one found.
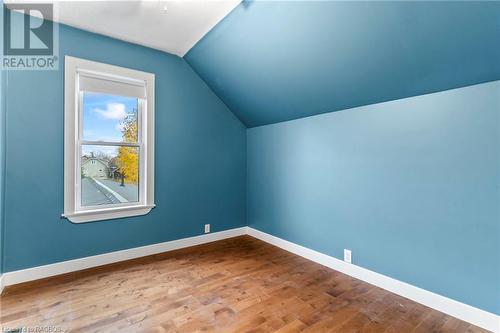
[0,236,489,333]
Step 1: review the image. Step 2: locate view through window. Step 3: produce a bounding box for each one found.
[80,92,140,207]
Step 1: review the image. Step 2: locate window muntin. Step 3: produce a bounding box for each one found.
[64,56,155,223]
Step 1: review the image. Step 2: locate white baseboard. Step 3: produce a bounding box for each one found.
[246,227,500,333]
[1,227,247,287]
[0,274,4,295]
[2,226,498,332]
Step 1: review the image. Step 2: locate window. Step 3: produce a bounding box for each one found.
[64,56,155,223]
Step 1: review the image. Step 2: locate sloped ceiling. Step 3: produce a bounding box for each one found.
[185,1,500,127]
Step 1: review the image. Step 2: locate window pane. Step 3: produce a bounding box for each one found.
[82,92,138,143]
[81,145,139,207]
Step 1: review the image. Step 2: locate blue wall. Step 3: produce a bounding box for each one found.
[0,64,4,274]
[1,23,246,272]
[186,1,500,127]
[247,81,500,315]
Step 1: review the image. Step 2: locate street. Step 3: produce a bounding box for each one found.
[81,177,139,206]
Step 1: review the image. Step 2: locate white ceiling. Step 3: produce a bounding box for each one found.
[5,0,241,57]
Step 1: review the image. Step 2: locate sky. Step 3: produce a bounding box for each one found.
[82,92,138,158]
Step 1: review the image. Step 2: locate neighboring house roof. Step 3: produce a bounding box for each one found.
[81,157,110,168]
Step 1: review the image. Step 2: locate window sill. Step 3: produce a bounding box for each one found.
[62,204,155,223]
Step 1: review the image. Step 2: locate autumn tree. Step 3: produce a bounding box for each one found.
[116,110,138,184]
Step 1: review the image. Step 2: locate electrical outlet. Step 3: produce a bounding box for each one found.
[204,224,210,233]
[344,249,352,264]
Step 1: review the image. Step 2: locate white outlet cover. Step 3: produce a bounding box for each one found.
[204,224,210,233]
[344,249,352,264]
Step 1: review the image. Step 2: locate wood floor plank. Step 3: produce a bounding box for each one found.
[0,236,487,332]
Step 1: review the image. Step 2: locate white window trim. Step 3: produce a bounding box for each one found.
[63,56,155,223]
